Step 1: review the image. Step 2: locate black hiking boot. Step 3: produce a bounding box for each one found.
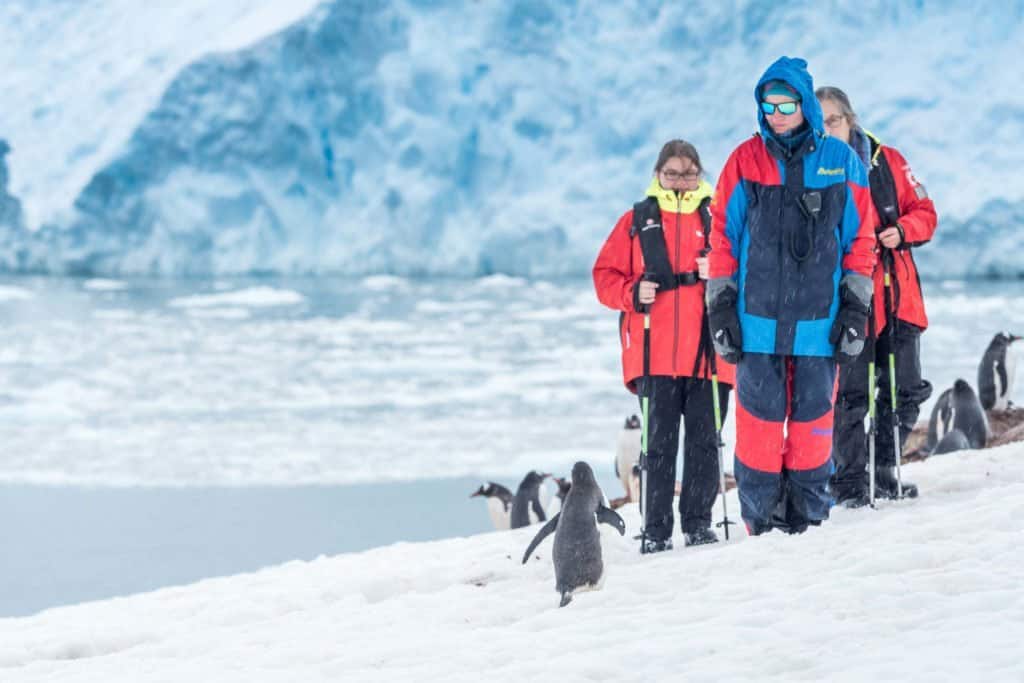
[684,527,719,547]
[836,490,872,509]
[875,466,919,500]
[640,537,673,554]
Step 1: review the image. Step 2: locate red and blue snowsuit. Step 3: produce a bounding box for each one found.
[708,57,877,533]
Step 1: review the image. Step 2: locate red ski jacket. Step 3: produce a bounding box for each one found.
[594,179,736,393]
[867,136,938,332]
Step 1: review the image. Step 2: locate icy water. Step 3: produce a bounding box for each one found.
[0,275,1021,617]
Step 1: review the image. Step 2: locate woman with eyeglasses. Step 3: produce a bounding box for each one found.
[705,57,877,536]
[816,86,938,507]
[593,139,735,554]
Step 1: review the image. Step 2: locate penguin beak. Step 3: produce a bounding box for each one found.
[1011,334,1022,342]
[469,490,482,498]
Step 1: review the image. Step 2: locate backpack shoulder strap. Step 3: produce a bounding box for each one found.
[630,196,661,237]
[698,196,712,250]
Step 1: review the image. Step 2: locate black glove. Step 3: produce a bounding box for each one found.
[706,278,742,364]
[829,273,872,365]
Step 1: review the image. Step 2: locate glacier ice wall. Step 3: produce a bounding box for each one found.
[5,0,1024,276]
[0,0,324,230]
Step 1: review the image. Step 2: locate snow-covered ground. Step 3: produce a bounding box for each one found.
[2,444,1022,682]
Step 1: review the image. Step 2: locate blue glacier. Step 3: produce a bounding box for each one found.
[1,0,1023,276]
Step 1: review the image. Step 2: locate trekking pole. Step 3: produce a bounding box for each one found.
[867,305,878,508]
[638,273,654,553]
[706,320,735,540]
[698,250,735,539]
[881,249,903,498]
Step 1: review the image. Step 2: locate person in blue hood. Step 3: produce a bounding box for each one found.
[705,57,878,535]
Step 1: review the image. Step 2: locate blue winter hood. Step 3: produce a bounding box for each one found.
[755,56,824,141]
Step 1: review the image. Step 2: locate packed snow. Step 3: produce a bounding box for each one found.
[167,286,306,308]
[1,444,1022,681]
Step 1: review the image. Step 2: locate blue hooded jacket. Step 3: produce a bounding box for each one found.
[711,56,876,357]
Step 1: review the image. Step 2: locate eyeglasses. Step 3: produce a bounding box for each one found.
[760,101,799,116]
[661,169,700,181]
[824,114,846,128]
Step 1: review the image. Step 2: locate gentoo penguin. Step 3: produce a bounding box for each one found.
[510,471,550,529]
[470,482,513,530]
[521,461,626,607]
[554,476,572,502]
[978,332,1021,411]
[548,476,572,515]
[950,379,990,449]
[615,415,642,500]
[931,429,971,455]
[926,388,954,452]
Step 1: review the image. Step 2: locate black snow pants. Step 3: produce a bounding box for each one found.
[831,320,933,500]
[638,376,731,540]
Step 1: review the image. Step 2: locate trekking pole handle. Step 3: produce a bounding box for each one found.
[636,272,657,314]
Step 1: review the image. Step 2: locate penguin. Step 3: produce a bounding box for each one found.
[950,379,990,449]
[926,388,954,452]
[614,414,642,500]
[554,476,572,502]
[931,429,971,456]
[510,471,550,529]
[978,332,1021,411]
[629,464,641,505]
[521,461,626,607]
[544,476,572,517]
[470,482,513,530]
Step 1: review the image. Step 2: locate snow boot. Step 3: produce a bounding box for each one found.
[836,490,872,509]
[684,527,719,547]
[640,537,673,554]
[874,465,918,499]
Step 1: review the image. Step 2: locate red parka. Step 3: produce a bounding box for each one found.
[868,136,938,332]
[594,179,736,393]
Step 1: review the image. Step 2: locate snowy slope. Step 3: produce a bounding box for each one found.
[0,0,323,229]
[2,1,1023,275]
[2,445,1022,682]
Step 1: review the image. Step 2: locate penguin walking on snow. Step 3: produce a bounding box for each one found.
[614,415,642,500]
[521,461,625,607]
[510,471,550,528]
[978,332,1021,411]
[470,482,514,530]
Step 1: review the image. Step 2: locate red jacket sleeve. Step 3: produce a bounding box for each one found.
[593,210,638,312]
[708,148,744,279]
[841,177,878,278]
[884,146,938,248]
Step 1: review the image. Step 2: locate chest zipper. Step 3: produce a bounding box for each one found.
[673,198,681,377]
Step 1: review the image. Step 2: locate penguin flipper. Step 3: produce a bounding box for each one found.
[596,505,626,536]
[559,591,573,608]
[521,513,559,564]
